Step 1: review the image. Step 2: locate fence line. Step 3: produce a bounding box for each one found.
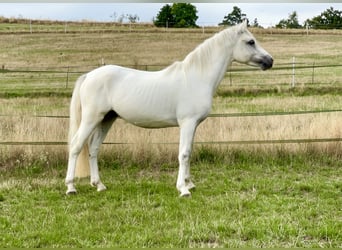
[2,20,342,35]
[1,62,342,89]
[1,62,342,147]
[2,109,342,147]
[1,138,342,147]
[1,108,342,119]
[2,62,342,74]
[208,109,342,117]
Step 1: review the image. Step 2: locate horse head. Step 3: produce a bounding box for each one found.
[232,20,273,70]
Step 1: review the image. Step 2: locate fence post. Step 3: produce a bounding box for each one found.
[291,57,296,87]
[66,66,70,88]
[311,62,315,84]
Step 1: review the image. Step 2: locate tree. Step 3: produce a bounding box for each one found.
[219,6,248,26]
[275,11,302,29]
[171,3,198,28]
[154,3,198,28]
[154,4,174,27]
[305,7,342,29]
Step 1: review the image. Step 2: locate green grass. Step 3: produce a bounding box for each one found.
[0,149,341,247]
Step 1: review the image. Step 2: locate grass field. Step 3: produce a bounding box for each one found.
[1,150,341,247]
[0,21,342,247]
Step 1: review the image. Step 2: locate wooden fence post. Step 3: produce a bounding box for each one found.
[311,62,315,85]
[66,66,70,88]
[291,57,296,87]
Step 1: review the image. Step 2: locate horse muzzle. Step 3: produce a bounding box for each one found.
[259,56,273,70]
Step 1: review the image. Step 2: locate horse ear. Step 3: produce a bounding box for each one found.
[237,19,247,34]
[242,19,248,28]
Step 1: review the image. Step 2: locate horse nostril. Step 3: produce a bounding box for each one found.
[260,56,273,70]
[269,57,274,66]
[265,56,273,69]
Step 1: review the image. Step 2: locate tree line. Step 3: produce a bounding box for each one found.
[153,4,342,29]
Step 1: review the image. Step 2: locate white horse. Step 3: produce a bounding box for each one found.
[65,21,273,196]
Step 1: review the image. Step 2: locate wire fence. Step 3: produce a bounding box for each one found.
[2,109,342,147]
[1,19,342,35]
[1,61,342,147]
[2,108,342,119]
[1,61,342,92]
[2,138,342,146]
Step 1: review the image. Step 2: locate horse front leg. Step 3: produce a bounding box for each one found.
[177,119,198,197]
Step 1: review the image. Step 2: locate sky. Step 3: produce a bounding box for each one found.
[0,3,341,27]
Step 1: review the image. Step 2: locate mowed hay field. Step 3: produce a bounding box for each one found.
[0,23,341,247]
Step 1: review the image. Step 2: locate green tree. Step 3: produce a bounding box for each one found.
[171,3,198,28]
[276,11,302,29]
[154,3,198,28]
[305,7,342,29]
[154,4,174,27]
[219,6,248,26]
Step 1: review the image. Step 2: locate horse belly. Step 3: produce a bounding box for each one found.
[110,89,179,128]
[127,117,178,128]
[116,105,179,128]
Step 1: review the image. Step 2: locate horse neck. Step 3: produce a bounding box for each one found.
[182,28,236,92]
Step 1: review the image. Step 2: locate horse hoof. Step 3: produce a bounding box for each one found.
[180,191,191,198]
[66,184,77,195]
[97,183,107,192]
[66,189,77,195]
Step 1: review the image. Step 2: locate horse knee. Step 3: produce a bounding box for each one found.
[179,150,191,163]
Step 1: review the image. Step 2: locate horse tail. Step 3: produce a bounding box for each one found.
[69,74,90,178]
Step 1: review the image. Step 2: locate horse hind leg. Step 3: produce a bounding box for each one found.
[88,111,117,192]
[65,115,105,194]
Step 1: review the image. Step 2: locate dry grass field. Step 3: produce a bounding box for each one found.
[2,96,342,150]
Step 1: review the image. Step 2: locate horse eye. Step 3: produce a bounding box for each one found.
[247,40,255,46]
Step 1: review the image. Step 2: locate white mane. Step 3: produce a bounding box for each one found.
[181,25,242,72]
